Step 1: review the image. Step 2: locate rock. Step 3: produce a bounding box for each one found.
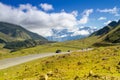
[118,61,120,65]
[47,71,53,77]
[39,74,48,80]
[77,61,82,65]
[102,57,108,60]
[74,76,80,80]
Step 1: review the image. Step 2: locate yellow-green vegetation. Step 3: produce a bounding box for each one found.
[0,45,120,80]
[0,44,10,59]
[0,36,99,60]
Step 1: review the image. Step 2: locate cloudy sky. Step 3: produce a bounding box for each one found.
[0,0,120,37]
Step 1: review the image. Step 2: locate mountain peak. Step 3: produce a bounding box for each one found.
[108,21,118,27]
[91,19,120,43]
[91,20,120,36]
[118,20,120,24]
[47,27,97,42]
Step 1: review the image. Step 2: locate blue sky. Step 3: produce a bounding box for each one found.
[0,0,120,36]
[0,0,119,10]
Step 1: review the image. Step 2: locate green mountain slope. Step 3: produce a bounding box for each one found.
[91,21,118,36]
[0,22,47,43]
[104,24,120,43]
[91,20,120,44]
[0,32,14,43]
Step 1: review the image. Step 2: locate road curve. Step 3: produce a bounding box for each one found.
[0,52,69,70]
[0,48,93,70]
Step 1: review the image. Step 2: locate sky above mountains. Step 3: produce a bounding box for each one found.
[0,0,120,37]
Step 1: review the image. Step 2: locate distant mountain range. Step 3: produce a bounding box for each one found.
[1,19,120,45]
[47,27,97,42]
[0,22,47,43]
[91,19,120,43]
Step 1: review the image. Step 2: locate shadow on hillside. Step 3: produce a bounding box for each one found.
[92,42,118,47]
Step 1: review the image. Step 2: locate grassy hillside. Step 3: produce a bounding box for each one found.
[0,45,120,80]
[91,21,118,36]
[0,32,14,42]
[0,36,99,59]
[94,24,120,44]
[1,22,119,59]
[0,20,120,80]
[104,24,120,43]
[87,20,120,48]
[0,22,50,56]
[0,22,47,43]
[0,44,10,59]
[1,20,120,60]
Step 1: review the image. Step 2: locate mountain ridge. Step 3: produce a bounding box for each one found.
[91,19,120,44]
[0,22,47,43]
[47,27,97,42]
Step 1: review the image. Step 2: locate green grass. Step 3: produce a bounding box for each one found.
[0,44,11,59]
[0,36,99,60]
[0,32,14,42]
[0,45,120,80]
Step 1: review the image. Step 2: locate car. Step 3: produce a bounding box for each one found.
[55,50,61,53]
[67,50,70,52]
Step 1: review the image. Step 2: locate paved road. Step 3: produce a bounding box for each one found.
[0,52,68,69]
[0,48,93,70]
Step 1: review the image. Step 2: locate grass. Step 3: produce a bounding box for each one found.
[0,43,78,60]
[0,45,120,80]
[0,36,99,60]
[0,44,11,59]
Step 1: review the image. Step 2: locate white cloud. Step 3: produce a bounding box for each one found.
[72,30,90,36]
[79,9,93,24]
[40,3,53,11]
[55,34,68,38]
[71,10,78,17]
[19,3,37,10]
[32,28,53,37]
[104,20,112,25]
[97,7,119,16]
[0,2,94,37]
[98,17,107,20]
[0,2,78,36]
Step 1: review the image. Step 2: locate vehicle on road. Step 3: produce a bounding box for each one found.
[55,50,61,53]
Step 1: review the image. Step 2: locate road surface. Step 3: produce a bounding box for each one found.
[0,48,93,70]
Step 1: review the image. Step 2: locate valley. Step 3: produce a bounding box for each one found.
[0,0,120,79]
[0,48,93,70]
[0,20,120,79]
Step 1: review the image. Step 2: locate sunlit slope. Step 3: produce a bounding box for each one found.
[0,36,99,59]
[0,46,120,79]
[104,24,120,43]
[91,20,120,43]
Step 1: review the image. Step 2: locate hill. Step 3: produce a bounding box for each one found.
[91,20,120,44]
[104,20,120,43]
[91,21,118,36]
[0,22,47,43]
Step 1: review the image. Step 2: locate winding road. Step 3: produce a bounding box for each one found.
[0,48,93,70]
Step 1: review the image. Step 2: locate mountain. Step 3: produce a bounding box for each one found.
[104,20,120,43]
[47,27,97,42]
[91,19,120,44]
[0,22,47,43]
[91,21,118,36]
